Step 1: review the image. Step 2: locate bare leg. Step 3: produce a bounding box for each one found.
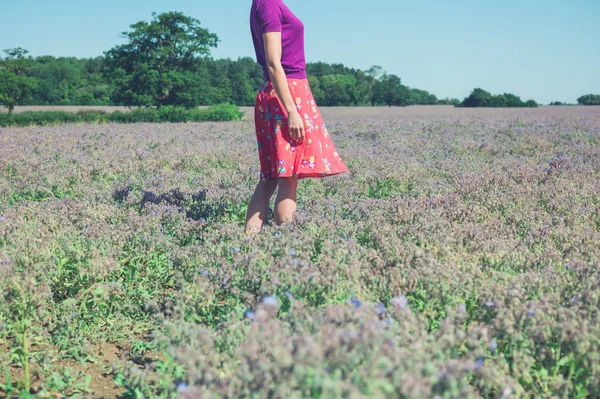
[245,179,278,234]
[274,175,299,225]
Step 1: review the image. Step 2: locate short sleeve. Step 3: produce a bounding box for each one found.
[258,1,283,33]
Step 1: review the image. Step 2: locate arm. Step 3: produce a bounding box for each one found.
[263,31,305,144]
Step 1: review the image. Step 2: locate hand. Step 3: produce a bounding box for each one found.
[287,110,305,144]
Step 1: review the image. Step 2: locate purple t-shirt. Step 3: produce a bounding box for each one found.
[250,0,307,81]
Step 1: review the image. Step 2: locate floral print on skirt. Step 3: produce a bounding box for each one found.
[254,78,349,180]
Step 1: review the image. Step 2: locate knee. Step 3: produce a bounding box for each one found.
[277,176,298,193]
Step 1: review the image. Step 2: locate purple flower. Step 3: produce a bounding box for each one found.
[176,382,188,393]
[233,247,240,254]
[244,310,256,321]
[391,295,408,309]
[474,358,485,370]
[565,262,571,270]
[375,302,386,316]
[489,338,498,352]
[285,292,294,300]
[288,249,297,256]
[263,295,279,307]
[527,310,536,317]
[457,304,466,313]
[350,297,361,308]
[485,301,495,308]
[201,270,210,276]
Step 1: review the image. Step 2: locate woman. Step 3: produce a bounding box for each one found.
[245,0,349,234]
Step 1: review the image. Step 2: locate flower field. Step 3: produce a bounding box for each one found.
[1,105,599,398]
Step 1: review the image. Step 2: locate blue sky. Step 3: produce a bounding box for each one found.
[1,0,598,104]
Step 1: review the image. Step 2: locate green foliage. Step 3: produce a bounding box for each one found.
[103,11,219,108]
[457,88,538,108]
[373,73,410,106]
[577,94,600,105]
[0,48,38,113]
[437,97,461,106]
[319,74,357,106]
[0,104,244,126]
[197,103,244,122]
[27,56,110,106]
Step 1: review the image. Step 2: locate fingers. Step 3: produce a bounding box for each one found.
[290,127,304,143]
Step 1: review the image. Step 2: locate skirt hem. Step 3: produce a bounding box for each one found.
[259,170,348,181]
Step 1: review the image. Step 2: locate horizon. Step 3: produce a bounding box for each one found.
[1,0,599,104]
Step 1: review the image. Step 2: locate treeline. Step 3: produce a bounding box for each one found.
[0,11,458,111]
[3,11,590,112]
[457,88,538,108]
[577,94,600,105]
[0,53,457,109]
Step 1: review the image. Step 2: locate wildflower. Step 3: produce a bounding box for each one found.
[565,262,571,270]
[176,382,188,393]
[350,297,361,308]
[485,301,495,308]
[474,357,485,370]
[489,338,498,352]
[244,310,256,321]
[288,249,297,256]
[527,310,536,317]
[263,295,279,307]
[375,302,386,316]
[391,295,408,309]
[233,247,240,254]
[201,270,210,276]
[457,304,467,313]
[285,292,294,300]
[291,259,300,266]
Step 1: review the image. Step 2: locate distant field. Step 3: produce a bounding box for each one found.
[1,104,597,122]
[1,106,599,398]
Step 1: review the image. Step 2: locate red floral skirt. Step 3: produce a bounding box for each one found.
[253,78,349,180]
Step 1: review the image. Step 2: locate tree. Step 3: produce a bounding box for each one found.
[437,97,461,106]
[228,57,263,106]
[318,74,361,106]
[577,94,600,105]
[365,66,384,105]
[525,99,538,108]
[103,11,219,108]
[458,88,537,108]
[0,48,38,113]
[458,88,493,107]
[28,57,84,105]
[373,74,410,106]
